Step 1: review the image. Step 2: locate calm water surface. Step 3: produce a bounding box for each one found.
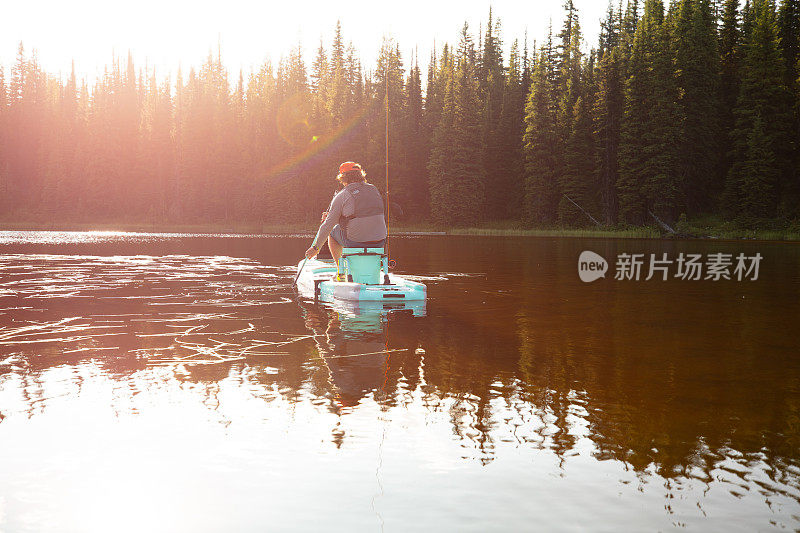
[1,231,799,532]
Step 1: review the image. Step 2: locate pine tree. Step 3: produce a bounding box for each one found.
[719,0,741,190]
[738,114,780,218]
[778,0,800,87]
[724,0,794,220]
[741,0,755,44]
[345,42,363,114]
[424,45,448,153]
[594,4,623,224]
[479,9,508,220]
[618,0,683,224]
[396,56,428,219]
[287,42,307,96]
[620,0,641,59]
[0,66,7,212]
[495,40,526,220]
[672,0,720,212]
[173,66,186,220]
[428,50,456,225]
[617,8,650,224]
[522,31,533,98]
[523,43,560,224]
[10,42,25,104]
[327,21,347,126]
[428,24,486,225]
[369,39,404,204]
[557,0,582,93]
[310,40,329,127]
[561,89,598,226]
[555,2,588,222]
[778,0,800,211]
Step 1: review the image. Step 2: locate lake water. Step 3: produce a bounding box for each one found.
[1,231,799,532]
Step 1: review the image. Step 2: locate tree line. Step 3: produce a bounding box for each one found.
[0,0,798,229]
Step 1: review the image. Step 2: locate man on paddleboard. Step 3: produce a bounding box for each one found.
[304,162,387,274]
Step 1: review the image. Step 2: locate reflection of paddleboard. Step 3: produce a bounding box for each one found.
[298,302,390,408]
[295,256,427,304]
[330,298,426,333]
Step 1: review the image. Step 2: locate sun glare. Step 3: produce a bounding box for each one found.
[0,0,604,82]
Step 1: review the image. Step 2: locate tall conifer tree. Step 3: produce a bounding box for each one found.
[594,4,624,224]
[724,0,794,220]
[495,40,526,220]
[618,0,682,224]
[673,0,720,212]
[480,9,507,220]
[523,41,560,224]
[719,0,741,191]
[428,24,486,225]
[555,2,589,222]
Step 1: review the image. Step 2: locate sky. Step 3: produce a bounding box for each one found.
[0,0,608,83]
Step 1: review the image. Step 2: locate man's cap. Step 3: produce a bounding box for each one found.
[338,161,362,176]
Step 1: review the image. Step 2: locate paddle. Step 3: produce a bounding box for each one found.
[293,224,325,286]
[293,189,339,288]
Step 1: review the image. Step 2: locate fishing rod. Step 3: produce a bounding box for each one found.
[385,60,390,260]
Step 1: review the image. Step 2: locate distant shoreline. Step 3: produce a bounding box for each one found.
[0,220,798,242]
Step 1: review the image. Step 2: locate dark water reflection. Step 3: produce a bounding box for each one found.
[1,231,799,531]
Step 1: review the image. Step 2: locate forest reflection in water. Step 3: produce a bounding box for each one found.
[0,232,799,531]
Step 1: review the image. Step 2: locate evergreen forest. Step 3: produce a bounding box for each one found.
[0,0,798,231]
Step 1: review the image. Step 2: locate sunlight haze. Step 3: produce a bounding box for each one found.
[1,0,606,80]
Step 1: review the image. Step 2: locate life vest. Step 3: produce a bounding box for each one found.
[339,182,385,231]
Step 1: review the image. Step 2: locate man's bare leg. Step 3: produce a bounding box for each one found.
[328,235,343,274]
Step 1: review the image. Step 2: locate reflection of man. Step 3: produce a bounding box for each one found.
[300,303,388,408]
[304,162,387,279]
